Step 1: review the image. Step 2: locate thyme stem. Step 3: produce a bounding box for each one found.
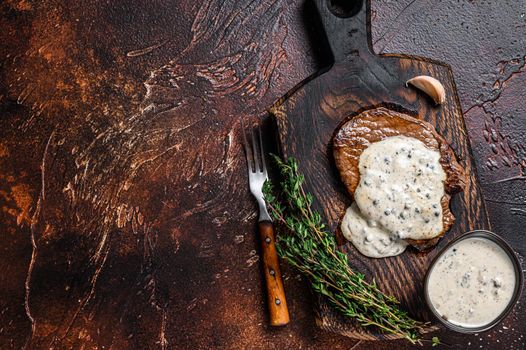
[263,155,424,343]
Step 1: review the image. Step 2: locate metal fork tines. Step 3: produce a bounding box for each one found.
[241,120,271,222]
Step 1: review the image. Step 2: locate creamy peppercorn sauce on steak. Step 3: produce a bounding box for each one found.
[333,107,466,257]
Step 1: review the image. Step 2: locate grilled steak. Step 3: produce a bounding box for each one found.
[333,107,466,250]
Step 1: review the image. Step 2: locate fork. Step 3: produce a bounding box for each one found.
[241,120,290,326]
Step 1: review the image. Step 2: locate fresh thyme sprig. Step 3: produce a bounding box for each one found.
[263,155,425,343]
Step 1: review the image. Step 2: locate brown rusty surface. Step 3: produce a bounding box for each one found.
[0,1,524,349]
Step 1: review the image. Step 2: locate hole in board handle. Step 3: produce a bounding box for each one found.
[327,0,363,18]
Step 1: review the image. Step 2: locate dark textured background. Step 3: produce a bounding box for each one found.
[0,0,524,349]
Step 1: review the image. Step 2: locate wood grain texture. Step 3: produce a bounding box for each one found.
[271,0,489,340]
[258,221,290,326]
[0,0,524,349]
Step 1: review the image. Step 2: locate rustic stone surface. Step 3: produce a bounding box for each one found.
[0,0,524,349]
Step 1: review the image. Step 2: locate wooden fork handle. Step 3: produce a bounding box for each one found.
[258,221,290,326]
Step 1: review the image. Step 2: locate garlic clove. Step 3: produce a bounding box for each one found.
[406,75,446,105]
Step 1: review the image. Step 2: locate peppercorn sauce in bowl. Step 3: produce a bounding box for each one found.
[424,230,523,333]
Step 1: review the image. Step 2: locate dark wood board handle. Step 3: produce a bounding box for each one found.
[259,221,290,326]
[314,0,372,62]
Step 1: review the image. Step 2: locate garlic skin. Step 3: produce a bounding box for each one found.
[406,75,446,105]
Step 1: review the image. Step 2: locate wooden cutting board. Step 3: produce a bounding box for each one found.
[270,0,490,340]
